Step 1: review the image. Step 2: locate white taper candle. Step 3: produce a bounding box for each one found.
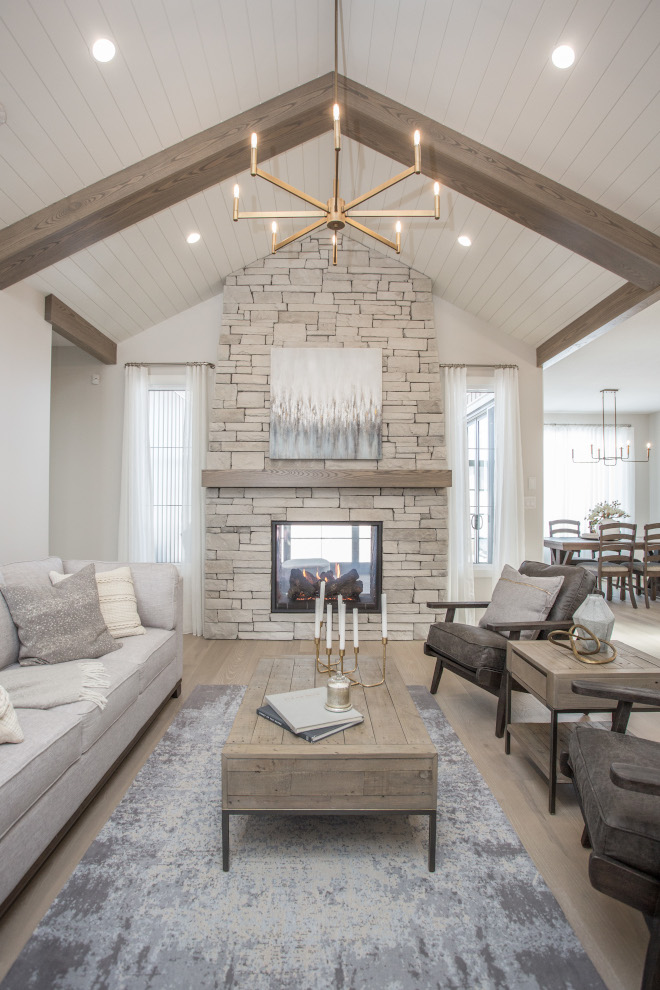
[338,594,345,649]
[326,604,332,649]
[314,596,321,639]
[320,579,326,606]
[381,594,387,638]
[353,608,358,648]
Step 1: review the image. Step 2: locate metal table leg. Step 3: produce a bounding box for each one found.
[428,811,436,872]
[549,711,558,814]
[222,810,229,871]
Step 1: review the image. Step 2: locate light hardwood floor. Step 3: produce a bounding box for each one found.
[1,599,658,988]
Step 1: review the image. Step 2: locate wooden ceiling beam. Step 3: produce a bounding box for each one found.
[338,76,660,292]
[45,294,117,364]
[0,74,335,289]
[536,282,660,368]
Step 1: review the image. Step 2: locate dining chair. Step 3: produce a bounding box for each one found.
[548,519,582,564]
[633,523,660,609]
[579,522,638,608]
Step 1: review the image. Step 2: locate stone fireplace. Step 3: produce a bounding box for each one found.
[204,231,448,640]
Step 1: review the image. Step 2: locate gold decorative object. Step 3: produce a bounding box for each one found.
[231,0,440,264]
[572,389,651,465]
[548,624,617,664]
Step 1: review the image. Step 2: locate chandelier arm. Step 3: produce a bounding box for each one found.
[274,218,327,252]
[239,210,326,219]
[253,167,327,211]
[344,165,416,211]
[344,217,397,251]
[349,209,437,217]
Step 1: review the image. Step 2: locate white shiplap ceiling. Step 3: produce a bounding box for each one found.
[1,0,659,344]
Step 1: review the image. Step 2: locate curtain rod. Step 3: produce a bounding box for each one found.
[124,361,215,368]
[545,421,632,429]
[438,362,518,370]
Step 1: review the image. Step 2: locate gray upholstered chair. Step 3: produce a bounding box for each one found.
[424,561,597,737]
[562,681,660,990]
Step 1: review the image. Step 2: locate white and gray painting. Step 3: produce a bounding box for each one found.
[270,348,382,459]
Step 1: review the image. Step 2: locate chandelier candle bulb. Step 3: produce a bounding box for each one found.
[332,232,337,265]
[414,130,421,173]
[250,133,258,174]
[395,221,401,254]
[271,221,277,253]
[333,103,341,150]
[434,182,440,220]
[233,185,239,222]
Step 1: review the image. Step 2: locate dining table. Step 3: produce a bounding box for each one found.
[544,534,644,566]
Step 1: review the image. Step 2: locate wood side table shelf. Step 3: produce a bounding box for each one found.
[504,639,660,814]
[221,655,438,871]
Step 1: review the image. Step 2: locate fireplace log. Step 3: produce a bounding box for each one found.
[287,567,364,602]
[288,568,317,600]
[324,568,363,600]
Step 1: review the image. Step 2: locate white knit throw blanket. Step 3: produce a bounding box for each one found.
[0,662,110,710]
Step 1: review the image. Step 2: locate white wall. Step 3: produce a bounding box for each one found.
[49,294,221,561]
[433,293,545,595]
[647,410,660,522]
[0,284,52,565]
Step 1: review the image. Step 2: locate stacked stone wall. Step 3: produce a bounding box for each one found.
[205,231,447,640]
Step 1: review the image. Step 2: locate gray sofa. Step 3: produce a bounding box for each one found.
[0,557,183,914]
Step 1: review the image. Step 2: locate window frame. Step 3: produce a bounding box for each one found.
[466,387,495,567]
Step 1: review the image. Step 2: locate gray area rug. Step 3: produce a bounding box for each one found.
[2,684,604,990]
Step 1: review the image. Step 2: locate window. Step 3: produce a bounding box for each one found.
[467,390,494,564]
[148,386,186,563]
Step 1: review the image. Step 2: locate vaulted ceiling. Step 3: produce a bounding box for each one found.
[1,0,658,353]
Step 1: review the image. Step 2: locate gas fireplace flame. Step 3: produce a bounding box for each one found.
[334,563,340,578]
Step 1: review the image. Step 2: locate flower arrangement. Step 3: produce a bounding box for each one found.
[585,500,629,532]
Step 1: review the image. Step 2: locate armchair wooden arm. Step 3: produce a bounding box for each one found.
[610,762,660,796]
[571,680,660,734]
[426,600,491,623]
[485,618,573,641]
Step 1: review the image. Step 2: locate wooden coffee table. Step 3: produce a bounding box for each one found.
[505,639,660,813]
[221,655,438,871]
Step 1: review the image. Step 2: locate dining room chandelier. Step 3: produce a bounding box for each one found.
[571,389,651,465]
[231,0,440,264]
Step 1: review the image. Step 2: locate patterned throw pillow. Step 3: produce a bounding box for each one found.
[479,564,564,638]
[0,685,23,744]
[0,563,122,666]
[50,566,145,639]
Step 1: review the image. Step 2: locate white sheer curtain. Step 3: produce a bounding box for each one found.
[492,367,525,583]
[118,366,155,563]
[181,364,209,636]
[443,367,475,620]
[544,424,635,531]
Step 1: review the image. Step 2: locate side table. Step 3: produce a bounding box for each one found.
[504,638,660,813]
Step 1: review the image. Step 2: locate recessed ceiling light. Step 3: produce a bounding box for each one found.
[186,232,201,244]
[551,45,575,69]
[457,235,471,247]
[92,38,116,62]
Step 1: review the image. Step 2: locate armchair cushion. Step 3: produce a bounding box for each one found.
[519,561,597,626]
[478,564,564,638]
[569,724,660,879]
[426,621,507,675]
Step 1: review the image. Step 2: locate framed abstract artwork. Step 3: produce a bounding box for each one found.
[270,348,382,460]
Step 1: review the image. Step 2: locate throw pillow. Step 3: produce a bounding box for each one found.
[50,566,145,639]
[0,685,23,744]
[479,564,564,638]
[0,563,122,666]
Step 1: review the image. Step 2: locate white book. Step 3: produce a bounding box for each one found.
[264,686,363,734]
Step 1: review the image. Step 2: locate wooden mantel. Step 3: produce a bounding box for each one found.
[201,469,452,488]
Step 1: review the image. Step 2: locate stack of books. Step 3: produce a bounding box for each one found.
[257,686,363,743]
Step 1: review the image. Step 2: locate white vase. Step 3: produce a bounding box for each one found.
[573,594,615,652]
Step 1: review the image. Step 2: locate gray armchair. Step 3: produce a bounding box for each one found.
[424,561,597,737]
[561,681,660,990]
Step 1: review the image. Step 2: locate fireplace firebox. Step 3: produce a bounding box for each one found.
[271,521,382,614]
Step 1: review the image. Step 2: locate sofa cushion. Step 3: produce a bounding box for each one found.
[58,656,141,753]
[1,564,121,666]
[519,561,597,626]
[0,559,64,671]
[50,567,145,639]
[116,627,177,692]
[479,564,563,636]
[0,706,82,840]
[569,724,660,879]
[63,561,179,631]
[426,622,508,674]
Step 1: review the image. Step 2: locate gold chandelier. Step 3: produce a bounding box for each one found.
[572,389,651,465]
[231,0,440,264]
